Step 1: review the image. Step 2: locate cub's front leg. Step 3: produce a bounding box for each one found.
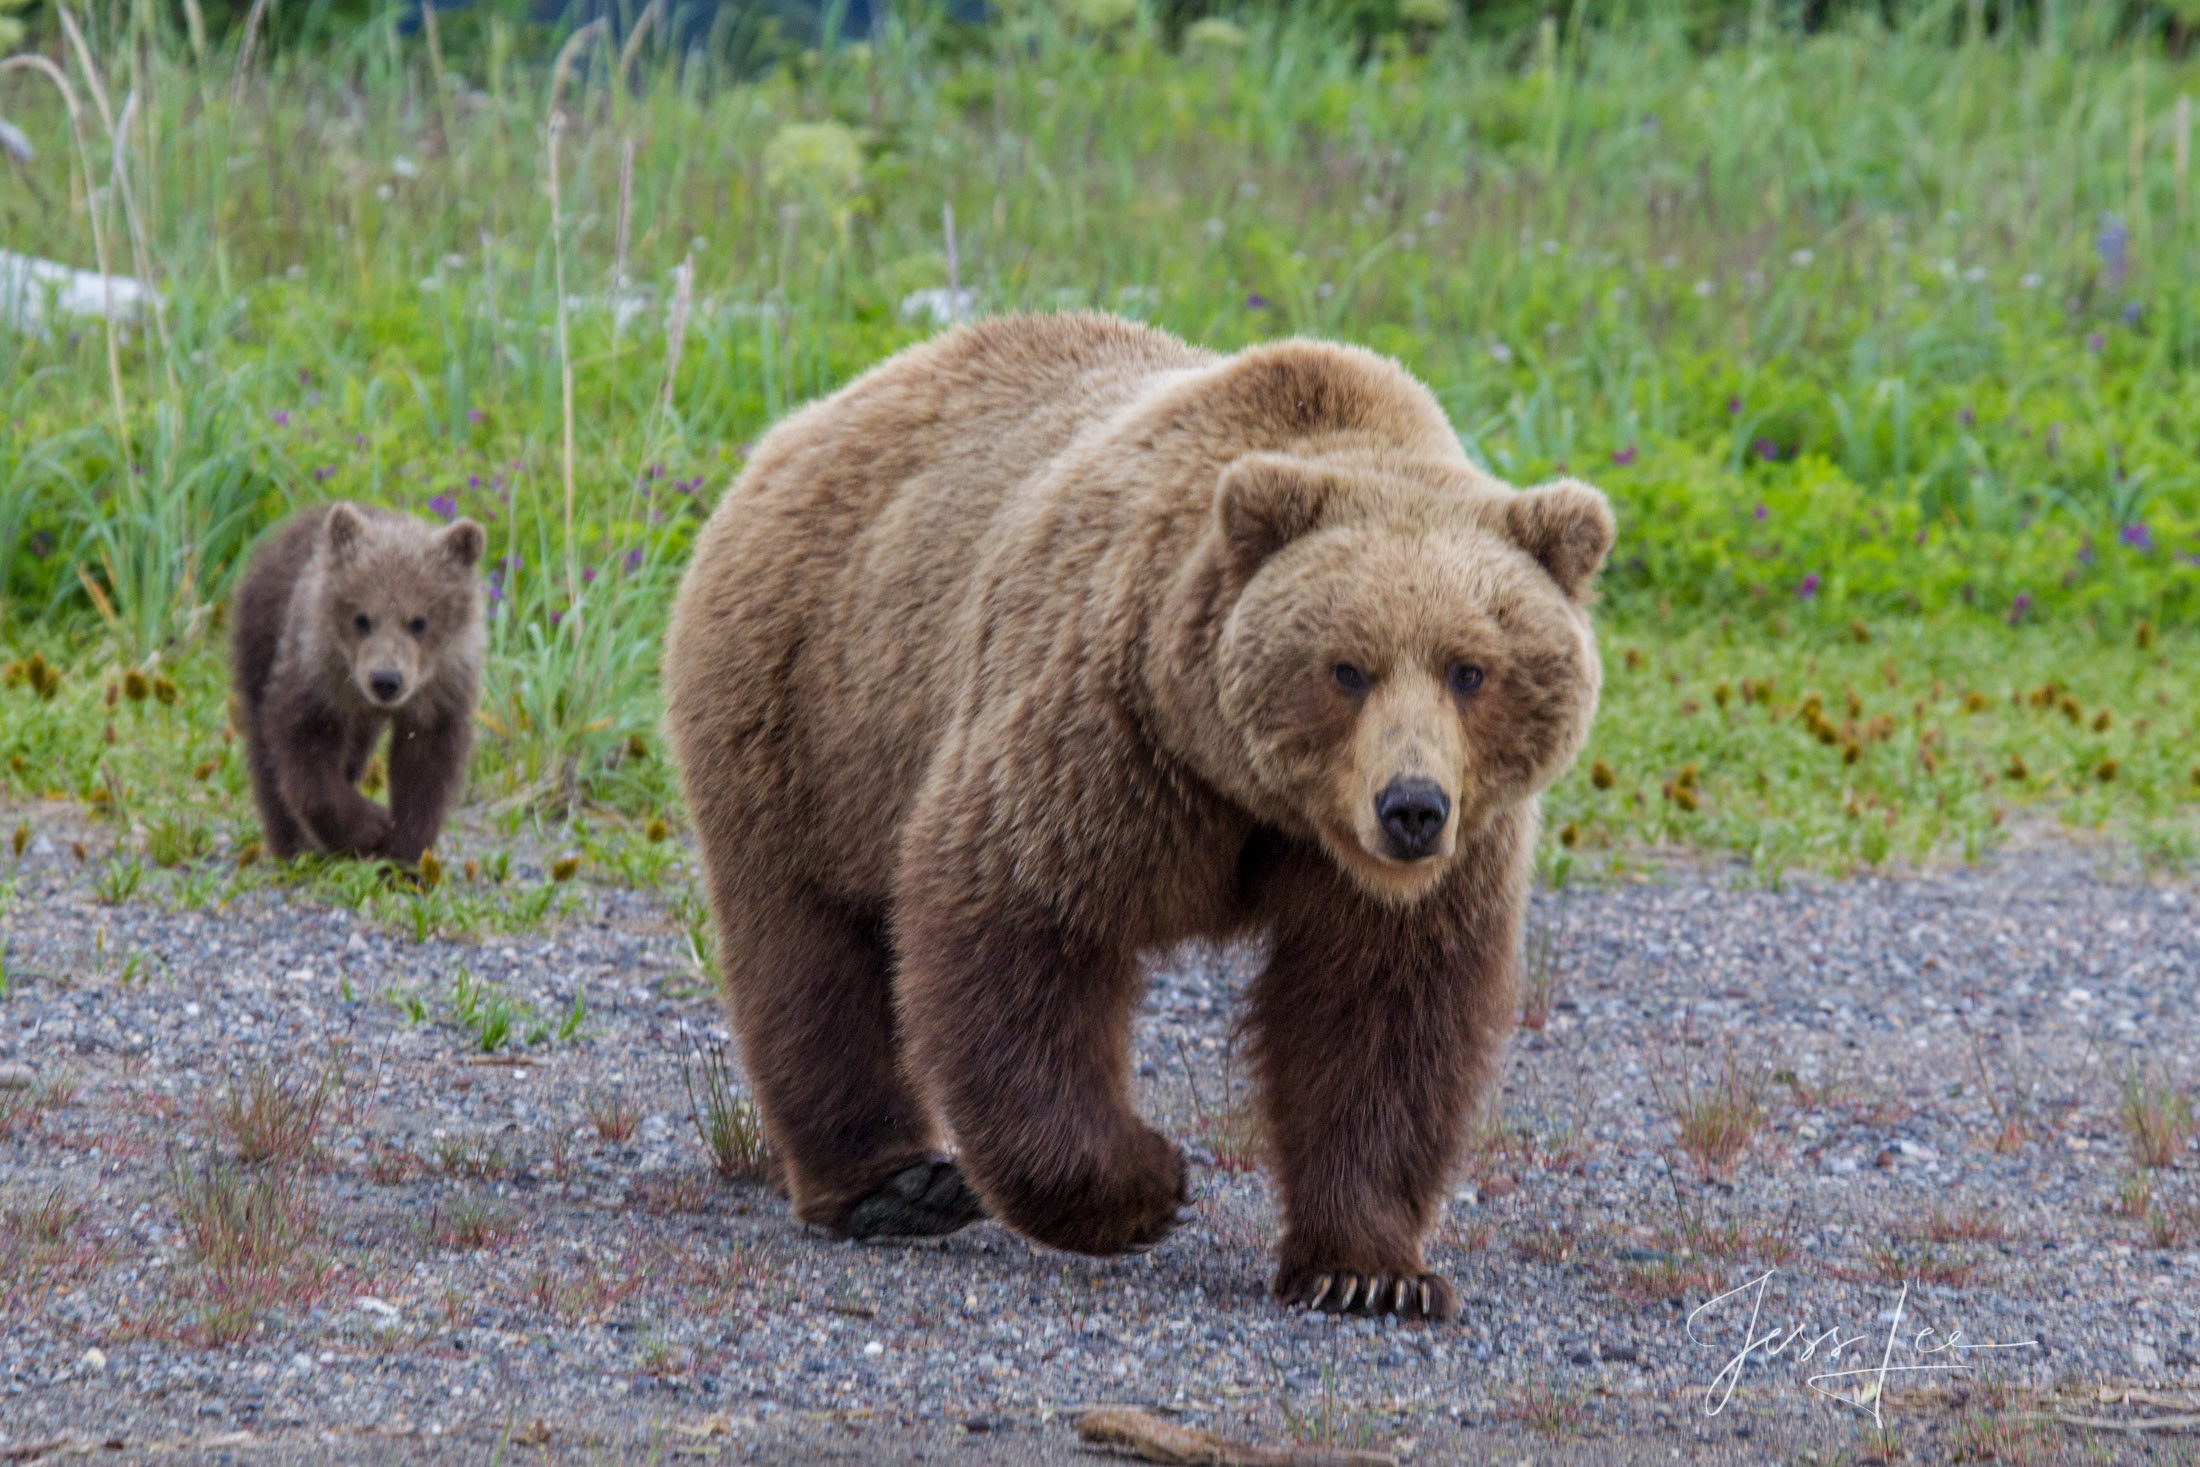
[386,705,473,866]
[1246,829,1527,1321]
[273,706,395,858]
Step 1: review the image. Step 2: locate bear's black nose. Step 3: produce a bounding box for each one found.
[369,671,405,703]
[1375,778,1450,859]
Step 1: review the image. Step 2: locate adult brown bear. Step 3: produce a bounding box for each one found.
[664,315,1612,1319]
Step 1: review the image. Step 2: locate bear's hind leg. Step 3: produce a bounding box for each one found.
[711,879,979,1240]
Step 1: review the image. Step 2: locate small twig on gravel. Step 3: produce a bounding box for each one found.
[0,1441,70,1464]
[1073,1407,1398,1467]
[2045,1413,2200,1434]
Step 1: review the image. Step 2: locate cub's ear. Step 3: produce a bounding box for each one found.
[1504,479,1615,601]
[325,503,368,566]
[1216,454,1335,575]
[438,518,486,570]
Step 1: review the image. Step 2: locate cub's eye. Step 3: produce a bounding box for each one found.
[1333,663,1370,694]
[407,615,428,636]
[1447,663,1486,697]
[352,612,372,634]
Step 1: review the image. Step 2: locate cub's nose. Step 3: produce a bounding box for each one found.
[1375,778,1450,860]
[368,671,405,704]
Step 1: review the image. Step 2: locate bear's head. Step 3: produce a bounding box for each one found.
[1213,454,1613,905]
[319,503,486,710]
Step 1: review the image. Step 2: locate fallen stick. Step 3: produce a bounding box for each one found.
[1073,1407,1397,1466]
[2050,1412,2200,1435]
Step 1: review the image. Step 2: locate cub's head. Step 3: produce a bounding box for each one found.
[318,503,485,710]
[1213,454,1613,905]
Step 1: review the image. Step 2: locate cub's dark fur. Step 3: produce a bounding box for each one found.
[231,503,485,864]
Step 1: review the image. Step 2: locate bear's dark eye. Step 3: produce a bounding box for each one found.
[1333,663,1370,694]
[352,612,372,634]
[1447,663,1486,698]
[407,615,428,636]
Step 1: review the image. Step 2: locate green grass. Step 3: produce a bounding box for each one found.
[1,0,2197,909]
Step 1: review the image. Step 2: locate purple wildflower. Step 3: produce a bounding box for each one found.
[2007,591,2032,625]
[1796,573,1820,600]
[1914,528,1928,545]
[581,565,597,584]
[312,466,334,482]
[2086,332,2105,353]
[624,547,644,573]
[2120,523,2154,551]
[549,610,561,627]
[1752,437,1780,462]
[428,494,457,523]
[1958,406,1975,429]
[1245,293,1271,311]
[2097,212,2128,292]
[271,410,289,427]
[2122,301,2143,326]
[1726,396,1743,416]
[468,409,484,424]
[1753,504,1768,522]
[468,475,480,490]
[1612,444,1638,467]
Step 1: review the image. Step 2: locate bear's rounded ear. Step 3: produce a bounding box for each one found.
[1504,479,1615,602]
[439,518,486,570]
[325,503,367,566]
[1216,454,1334,575]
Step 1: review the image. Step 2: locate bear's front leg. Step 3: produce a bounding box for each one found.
[1246,835,1526,1322]
[898,894,1187,1257]
[386,707,473,866]
[274,710,395,857]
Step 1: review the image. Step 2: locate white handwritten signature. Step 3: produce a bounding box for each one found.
[1686,1270,2039,1426]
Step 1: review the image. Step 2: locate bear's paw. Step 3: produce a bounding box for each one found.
[840,1158,987,1241]
[1271,1264,1458,1322]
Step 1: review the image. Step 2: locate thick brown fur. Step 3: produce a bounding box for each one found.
[663,315,1613,1320]
[231,503,485,866]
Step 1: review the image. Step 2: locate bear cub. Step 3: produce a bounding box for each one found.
[232,503,486,865]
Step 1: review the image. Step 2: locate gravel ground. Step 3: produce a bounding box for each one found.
[2,804,2197,1465]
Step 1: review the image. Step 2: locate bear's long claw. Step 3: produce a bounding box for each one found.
[1306,1275,1333,1311]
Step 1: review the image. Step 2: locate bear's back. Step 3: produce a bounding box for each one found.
[667,315,1211,900]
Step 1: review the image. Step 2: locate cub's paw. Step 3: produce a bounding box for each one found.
[351,808,397,858]
[1273,1264,1458,1322]
[841,1159,986,1241]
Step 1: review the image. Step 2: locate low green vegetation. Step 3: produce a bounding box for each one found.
[0,0,2194,907]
